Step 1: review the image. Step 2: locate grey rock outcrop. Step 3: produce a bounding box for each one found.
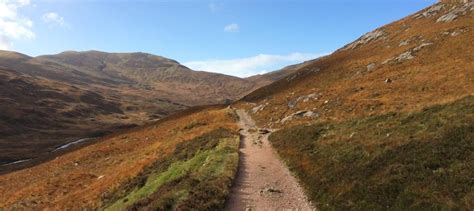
[344,29,386,50]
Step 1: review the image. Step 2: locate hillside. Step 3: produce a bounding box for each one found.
[237,1,474,209]
[0,50,270,170]
[0,106,240,209]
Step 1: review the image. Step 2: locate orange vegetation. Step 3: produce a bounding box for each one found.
[0,106,238,209]
[239,2,474,128]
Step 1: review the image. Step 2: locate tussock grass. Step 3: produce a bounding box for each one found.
[269,96,474,210]
[104,128,240,210]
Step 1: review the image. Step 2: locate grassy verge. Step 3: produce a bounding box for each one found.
[103,128,240,210]
[269,96,474,210]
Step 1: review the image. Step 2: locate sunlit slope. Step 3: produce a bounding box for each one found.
[237,1,474,210]
[0,106,239,210]
[241,2,473,128]
[270,96,473,209]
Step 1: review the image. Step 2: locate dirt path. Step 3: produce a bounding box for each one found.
[225,109,314,211]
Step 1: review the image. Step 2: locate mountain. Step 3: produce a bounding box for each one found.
[0,0,472,210]
[38,51,257,105]
[0,50,272,167]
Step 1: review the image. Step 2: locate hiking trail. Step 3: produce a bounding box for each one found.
[225,109,314,210]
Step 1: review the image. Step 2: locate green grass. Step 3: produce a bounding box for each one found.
[103,128,240,210]
[269,95,474,210]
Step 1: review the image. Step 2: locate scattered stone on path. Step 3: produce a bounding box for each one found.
[259,186,284,196]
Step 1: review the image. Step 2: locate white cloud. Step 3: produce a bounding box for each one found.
[0,0,35,50]
[224,23,239,33]
[209,3,222,13]
[42,12,65,27]
[183,52,327,78]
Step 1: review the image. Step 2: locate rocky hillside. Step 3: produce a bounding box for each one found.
[238,1,473,209]
[242,1,473,127]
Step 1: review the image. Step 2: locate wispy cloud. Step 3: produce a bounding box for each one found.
[209,3,222,13]
[42,12,66,27]
[183,52,327,78]
[224,23,239,33]
[0,0,35,50]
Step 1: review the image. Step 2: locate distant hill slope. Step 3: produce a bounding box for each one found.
[38,51,257,105]
[0,50,271,167]
[246,58,320,88]
[238,1,474,209]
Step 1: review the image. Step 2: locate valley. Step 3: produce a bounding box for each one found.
[0,0,473,210]
[0,51,276,173]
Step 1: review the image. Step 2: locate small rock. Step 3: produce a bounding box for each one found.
[258,129,271,134]
[294,110,308,117]
[395,51,414,62]
[437,12,459,22]
[303,111,317,118]
[385,78,393,83]
[367,63,376,71]
[287,100,297,108]
[280,115,293,123]
[399,40,410,47]
[259,186,283,196]
[251,104,265,114]
[382,58,393,64]
[413,42,433,51]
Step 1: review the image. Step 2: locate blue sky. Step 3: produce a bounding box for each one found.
[1,0,436,77]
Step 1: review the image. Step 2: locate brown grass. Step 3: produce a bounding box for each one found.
[239,2,474,128]
[0,107,238,209]
[269,96,474,209]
